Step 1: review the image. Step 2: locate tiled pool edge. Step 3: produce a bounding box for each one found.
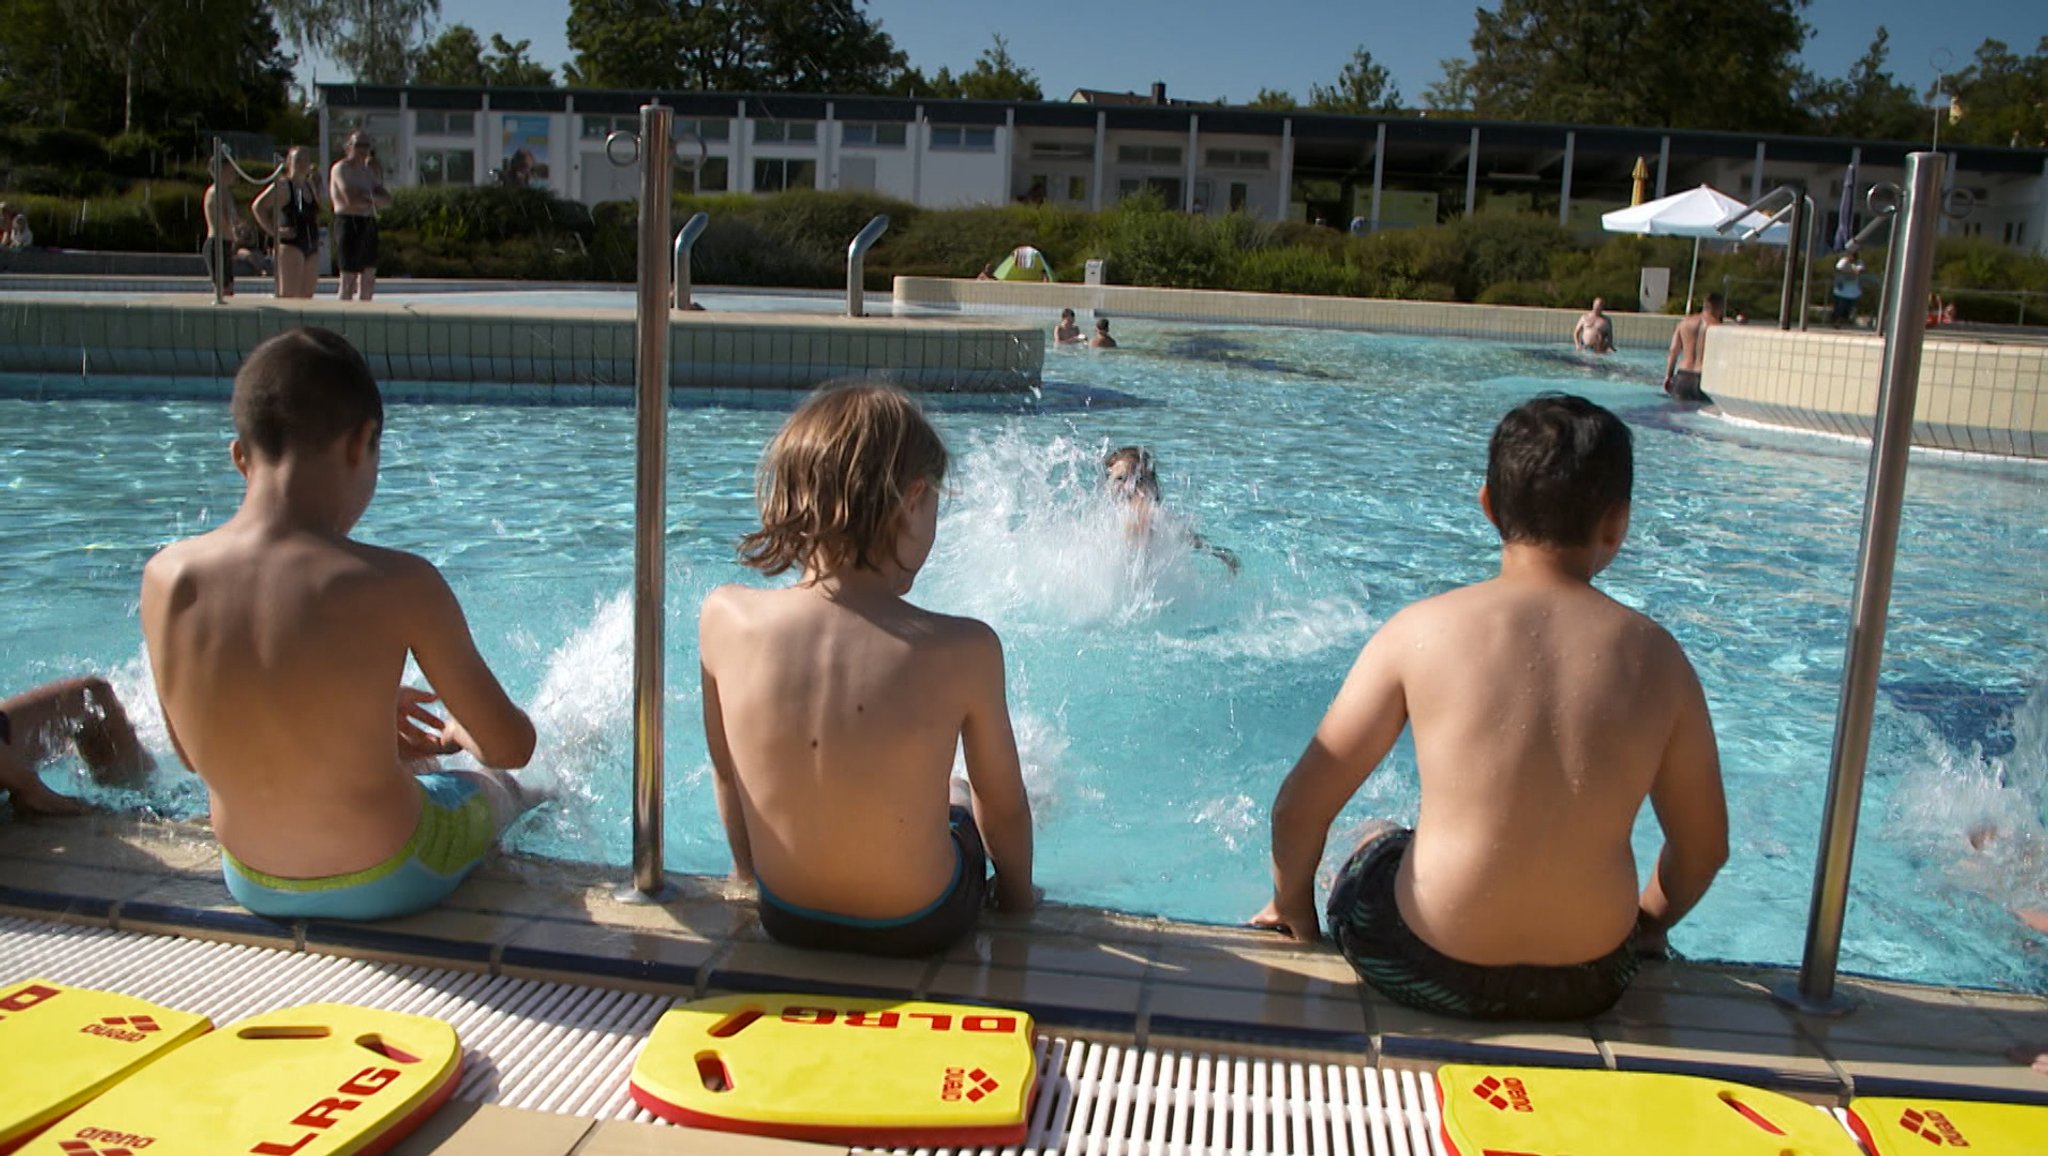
[0,296,1043,394]
[3,815,2045,1108]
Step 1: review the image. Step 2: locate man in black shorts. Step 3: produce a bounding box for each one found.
[327,132,392,301]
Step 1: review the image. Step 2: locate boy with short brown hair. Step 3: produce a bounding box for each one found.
[700,382,1036,957]
[142,326,540,921]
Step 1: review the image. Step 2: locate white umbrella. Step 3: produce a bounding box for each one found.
[1602,185,1792,314]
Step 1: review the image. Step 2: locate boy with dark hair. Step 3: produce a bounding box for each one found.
[1255,393,1727,1021]
[700,382,1036,957]
[142,326,541,921]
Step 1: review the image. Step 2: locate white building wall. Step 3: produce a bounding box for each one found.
[1193,131,1281,219]
[917,124,1009,208]
[1013,127,1100,209]
[829,125,918,199]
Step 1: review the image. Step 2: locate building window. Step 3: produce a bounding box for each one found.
[1205,148,1269,169]
[678,156,729,194]
[930,125,996,151]
[753,120,817,144]
[1117,144,1182,166]
[1119,176,1182,204]
[1067,176,1087,202]
[675,118,730,143]
[415,111,475,137]
[417,148,476,186]
[1030,141,1094,161]
[1229,182,1249,212]
[841,122,907,148]
[754,157,817,192]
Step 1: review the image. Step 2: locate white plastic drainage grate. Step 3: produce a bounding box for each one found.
[0,914,1853,1156]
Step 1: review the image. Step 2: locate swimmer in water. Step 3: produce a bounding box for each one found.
[1104,446,1239,575]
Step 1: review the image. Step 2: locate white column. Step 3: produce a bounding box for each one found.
[1656,135,1670,199]
[397,91,412,185]
[1184,115,1199,212]
[2033,158,2048,255]
[1464,126,1479,219]
[564,92,580,203]
[1751,141,1766,203]
[1369,122,1385,231]
[736,99,750,193]
[1002,108,1015,203]
[474,94,489,187]
[1276,119,1293,224]
[1558,130,1575,227]
[1092,110,1107,212]
[910,104,923,205]
[823,100,836,190]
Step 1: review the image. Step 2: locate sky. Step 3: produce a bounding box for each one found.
[306,0,2044,112]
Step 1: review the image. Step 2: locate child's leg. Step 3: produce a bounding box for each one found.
[0,676,152,786]
[438,767,547,837]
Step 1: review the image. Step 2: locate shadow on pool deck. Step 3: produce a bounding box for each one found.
[2,810,2045,1111]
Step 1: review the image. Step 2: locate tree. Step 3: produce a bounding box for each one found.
[1422,59,1474,114]
[1944,36,2048,148]
[1451,0,1808,132]
[567,0,906,94]
[1797,27,1923,140]
[1245,87,1297,110]
[1309,46,1400,114]
[953,35,1041,101]
[416,25,553,87]
[271,0,440,86]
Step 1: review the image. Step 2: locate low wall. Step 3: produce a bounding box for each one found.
[1703,325,2048,459]
[0,296,1042,394]
[894,277,1680,347]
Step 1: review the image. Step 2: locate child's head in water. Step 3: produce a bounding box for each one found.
[1103,445,1161,504]
[740,382,949,581]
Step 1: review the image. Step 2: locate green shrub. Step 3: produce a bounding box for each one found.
[1449,215,1574,299]
[1232,246,1357,296]
[106,133,166,180]
[20,126,110,171]
[1102,194,1231,289]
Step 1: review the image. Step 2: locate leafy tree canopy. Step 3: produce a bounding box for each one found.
[1309,46,1401,114]
[567,0,905,94]
[416,25,555,87]
[1795,27,1924,141]
[1245,87,1297,111]
[1943,36,2048,148]
[898,35,1042,101]
[272,0,438,86]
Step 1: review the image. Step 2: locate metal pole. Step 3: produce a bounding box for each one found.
[1777,194,1802,330]
[1797,195,1815,332]
[845,214,890,317]
[1774,152,1947,1016]
[628,103,674,900]
[671,211,708,311]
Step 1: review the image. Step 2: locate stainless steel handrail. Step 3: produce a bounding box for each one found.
[626,104,674,899]
[672,211,709,311]
[1717,186,1810,328]
[846,214,891,317]
[1773,152,1947,1016]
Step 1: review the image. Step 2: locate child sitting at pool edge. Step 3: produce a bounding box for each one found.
[1255,393,1728,1021]
[699,382,1036,957]
[141,327,543,922]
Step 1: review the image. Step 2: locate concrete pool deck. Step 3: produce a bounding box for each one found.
[3,811,2045,1149]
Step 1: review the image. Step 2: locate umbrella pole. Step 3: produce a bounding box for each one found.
[1684,237,1699,315]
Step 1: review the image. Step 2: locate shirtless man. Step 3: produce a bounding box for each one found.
[141,327,540,921]
[1255,394,1727,1021]
[202,157,241,297]
[328,132,392,302]
[700,383,1036,957]
[1663,292,1723,403]
[1090,317,1118,349]
[1054,308,1084,345]
[1573,297,1614,354]
[1,676,153,816]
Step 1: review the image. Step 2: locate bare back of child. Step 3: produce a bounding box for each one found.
[1257,394,1726,1021]
[700,383,1035,958]
[141,327,539,922]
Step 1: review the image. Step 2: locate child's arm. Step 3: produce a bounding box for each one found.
[1255,618,1410,942]
[700,658,755,883]
[1636,655,1728,951]
[1663,324,1683,386]
[400,561,535,770]
[958,622,1034,911]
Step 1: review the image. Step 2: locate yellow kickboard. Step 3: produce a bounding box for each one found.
[631,994,1037,1146]
[0,978,211,1151]
[1849,1096,2048,1154]
[1437,1064,1863,1156]
[17,1002,461,1156]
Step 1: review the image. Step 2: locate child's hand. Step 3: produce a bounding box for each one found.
[396,687,460,759]
[1250,897,1321,943]
[991,875,1041,913]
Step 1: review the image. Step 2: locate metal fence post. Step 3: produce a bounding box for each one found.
[1773,152,1947,1016]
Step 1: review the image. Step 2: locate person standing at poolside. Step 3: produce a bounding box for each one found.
[141,327,544,921]
[1054,308,1084,345]
[329,132,392,302]
[1662,292,1723,403]
[1830,244,1865,328]
[1,676,153,817]
[254,146,323,300]
[1573,297,1615,354]
[1254,394,1727,1021]
[700,383,1037,957]
[202,157,241,297]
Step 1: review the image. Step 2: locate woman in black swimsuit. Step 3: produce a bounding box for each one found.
[252,146,322,299]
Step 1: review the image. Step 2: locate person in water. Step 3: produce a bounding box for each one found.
[1,676,153,816]
[699,382,1037,957]
[141,327,543,921]
[1054,308,1085,345]
[1104,446,1240,575]
[1255,394,1727,1021]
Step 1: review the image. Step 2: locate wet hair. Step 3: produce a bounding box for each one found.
[1103,445,1161,502]
[1484,393,1631,547]
[230,327,383,460]
[1060,308,1075,319]
[739,382,949,577]
[1095,317,1110,331]
[1705,292,1726,314]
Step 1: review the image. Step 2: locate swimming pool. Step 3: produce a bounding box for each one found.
[4,317,2044,992]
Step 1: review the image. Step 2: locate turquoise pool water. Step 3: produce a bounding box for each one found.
[3,319,2045,992]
